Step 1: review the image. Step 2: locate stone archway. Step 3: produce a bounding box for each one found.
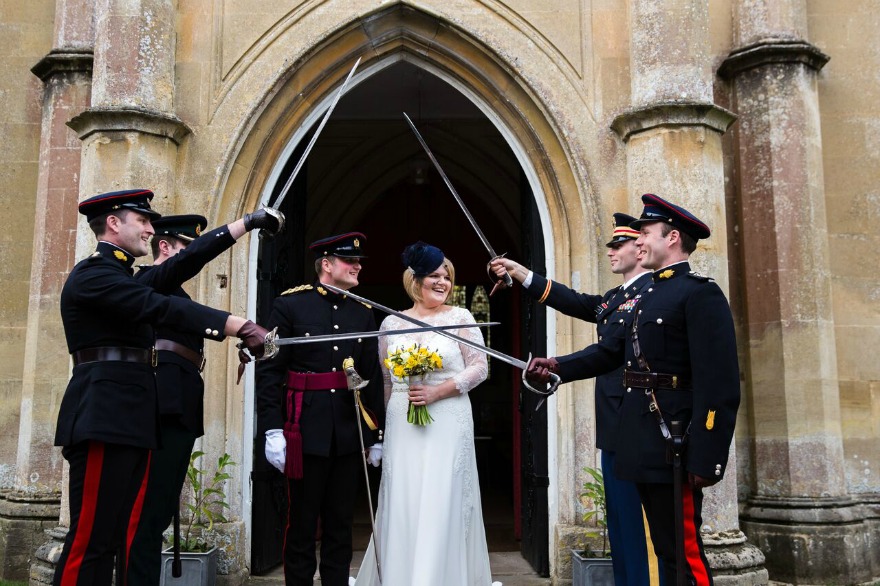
[207,4,594,578]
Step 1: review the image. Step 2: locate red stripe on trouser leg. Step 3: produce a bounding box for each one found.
[61,442,105,586]
[682,486,710,586]
[123,450,152,583]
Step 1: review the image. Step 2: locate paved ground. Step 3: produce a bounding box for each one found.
[244,550,551,585]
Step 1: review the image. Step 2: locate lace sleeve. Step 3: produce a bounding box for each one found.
[452,308,489,394]
[378,317,393,406]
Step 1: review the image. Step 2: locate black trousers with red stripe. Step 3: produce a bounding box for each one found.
[54,441,150,586]
[638,479,713,586]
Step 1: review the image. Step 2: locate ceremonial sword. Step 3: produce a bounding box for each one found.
[402,112,514,296]
[272,57,362,210]
[259,322,498,359]
[342,358,383,584]
[322,283,561,408]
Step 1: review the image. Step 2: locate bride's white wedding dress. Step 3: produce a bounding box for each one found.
[353,306,498,586]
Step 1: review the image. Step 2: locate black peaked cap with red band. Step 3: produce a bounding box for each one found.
[629,193,711,240]
[309,232,367,259]
[78,189,161,222]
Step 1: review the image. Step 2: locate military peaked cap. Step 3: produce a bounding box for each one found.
[630,193,711,240]
[78,189,161,222]
[310,232,367,259]
[152,214,208,243]
[605,212,640,247]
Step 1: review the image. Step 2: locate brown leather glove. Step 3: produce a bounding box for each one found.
[526,356,559,384]
[237,320,269,359]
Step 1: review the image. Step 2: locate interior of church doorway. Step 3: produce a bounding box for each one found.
[251,60,549,577]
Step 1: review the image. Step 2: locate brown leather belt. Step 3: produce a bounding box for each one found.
[286,371,348,391]
[155,339,205,371]
[72,346,156,367]
[623,370,691,390]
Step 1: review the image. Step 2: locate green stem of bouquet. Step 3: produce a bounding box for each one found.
[407,403,434,426]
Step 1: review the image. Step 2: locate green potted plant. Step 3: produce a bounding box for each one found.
[160,451,235,586]
[571,466,613,585]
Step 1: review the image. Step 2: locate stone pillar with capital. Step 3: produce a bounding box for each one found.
[611,1,767,583]
[719,1,877,583]
[67,0,189,234]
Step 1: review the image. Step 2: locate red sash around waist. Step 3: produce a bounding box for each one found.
[285,370,348,391]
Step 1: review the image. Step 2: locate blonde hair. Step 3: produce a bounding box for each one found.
[403,257,456,303]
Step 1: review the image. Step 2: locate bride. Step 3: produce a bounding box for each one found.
[353,242,500,586]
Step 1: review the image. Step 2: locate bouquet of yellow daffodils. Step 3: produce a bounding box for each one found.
[384,344,443,425]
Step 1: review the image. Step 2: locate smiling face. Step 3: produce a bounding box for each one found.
[320,256,362,290]
[635,221,677,270]
[606,239,642,277]
[417,264,453,309]
[107,210,154,257]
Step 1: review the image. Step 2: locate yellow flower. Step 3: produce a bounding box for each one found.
[393,365,405,377]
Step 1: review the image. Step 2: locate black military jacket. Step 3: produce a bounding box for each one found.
[55,241,230,449]
[255,284,385,457]
[555,262,740,483]
[527,272,652,451]
[135,226,236,434]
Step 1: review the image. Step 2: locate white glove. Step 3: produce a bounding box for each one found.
[367,443,383,467]
[265,429,286,473]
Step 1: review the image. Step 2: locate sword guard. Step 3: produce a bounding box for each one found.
[258,205,286,238]
[520,352,562,411]
[261,327,279,360]
[342,357,369,391]
[487,253,514,296]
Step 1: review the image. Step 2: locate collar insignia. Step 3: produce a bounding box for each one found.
[317,286,328,296]
[706,410,716,430]
[113,250,128,262]
[658,269,675,279]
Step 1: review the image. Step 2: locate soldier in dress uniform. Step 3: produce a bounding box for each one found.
[54,189,271,586]
[126,209,283,585]
[491,213,662,586]
[527,194,740,586]
[255,232,384,586]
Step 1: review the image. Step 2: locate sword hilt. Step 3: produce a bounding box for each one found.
[487,253,514,296]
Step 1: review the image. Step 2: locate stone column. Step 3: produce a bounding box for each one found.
[718,2,872,584]
[67,0,189,226]
[612,1,766,583]
[4,2,95,583]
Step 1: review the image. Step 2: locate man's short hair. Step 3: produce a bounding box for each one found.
[88,210,129,238]
[151,235,184,259]
[660,223,697,254]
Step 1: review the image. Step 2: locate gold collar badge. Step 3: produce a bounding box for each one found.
[658,269,675,279]
[113,250,128,262]
[706,410,716,430]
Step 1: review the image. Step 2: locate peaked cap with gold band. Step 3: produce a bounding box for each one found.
[629,193,711,240]
[151,214,208,243]
[78,189,161,222]
[605,212,640,247]
[309,232,367,259]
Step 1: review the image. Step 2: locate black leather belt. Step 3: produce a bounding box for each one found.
[155,339,205,372]
[72,346,156,367]
[623,370,691,390]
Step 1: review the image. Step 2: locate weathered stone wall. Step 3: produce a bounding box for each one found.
[810,0,880,498]
[0,0,54,489]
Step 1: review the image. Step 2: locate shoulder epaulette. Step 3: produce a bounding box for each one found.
[687,271,713,282]
[281,284,313,296]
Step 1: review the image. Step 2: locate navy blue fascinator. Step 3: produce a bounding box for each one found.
[401,241,445,277]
